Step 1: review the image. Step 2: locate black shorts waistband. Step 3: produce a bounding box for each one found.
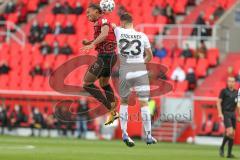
[223,111,235,115]
[98,53,116,56]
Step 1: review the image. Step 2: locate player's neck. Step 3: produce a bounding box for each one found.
[124,25,134,29]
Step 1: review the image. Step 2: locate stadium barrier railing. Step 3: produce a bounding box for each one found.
[0,21,26,47]
[136,24,230,53]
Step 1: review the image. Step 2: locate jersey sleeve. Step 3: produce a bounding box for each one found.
[143,34,151,49]
[114,27,121,37]
[219,89,225,99]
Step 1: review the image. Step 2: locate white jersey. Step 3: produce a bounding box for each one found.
[114,27,151,64]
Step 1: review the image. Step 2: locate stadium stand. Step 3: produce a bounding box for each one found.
[0,0,239,142]
[0,0,225,93]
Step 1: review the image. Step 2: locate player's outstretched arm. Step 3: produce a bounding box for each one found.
[92,25,110,45]
[111,23,117,29]
[82,39,93,46]
[144,48,153,63]
[81,25,110,51]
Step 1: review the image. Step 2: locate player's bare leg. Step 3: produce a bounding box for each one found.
[83,71,112,110]
[139,100,157,145]
[100,77,119,125]
[119,99,135,147]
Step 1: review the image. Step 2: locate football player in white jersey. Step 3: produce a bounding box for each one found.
[112,13,157,147]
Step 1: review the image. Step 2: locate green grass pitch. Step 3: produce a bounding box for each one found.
[0,136,239,160]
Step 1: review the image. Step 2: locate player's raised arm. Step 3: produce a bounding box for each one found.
[81,25,109,51]
[92,25,110,46]
[82,39,93,46]
[111,23,117,29]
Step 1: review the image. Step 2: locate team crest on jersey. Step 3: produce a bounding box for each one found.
[102,19,108,24]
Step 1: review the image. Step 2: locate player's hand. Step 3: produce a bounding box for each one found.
[82,39,91,46]
[238,117,240,122]
[111,23,116,29]
[81,43,94,52]
[218,114,224,121]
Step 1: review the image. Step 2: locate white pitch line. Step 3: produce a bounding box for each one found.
[0,145,36,150]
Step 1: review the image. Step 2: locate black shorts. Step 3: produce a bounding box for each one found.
[89,53,117,78]
[223,112,236,129]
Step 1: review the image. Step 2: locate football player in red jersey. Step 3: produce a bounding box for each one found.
[81,3,118,125]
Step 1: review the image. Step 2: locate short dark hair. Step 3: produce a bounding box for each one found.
[120,13,133,23]
[88,3,102,13]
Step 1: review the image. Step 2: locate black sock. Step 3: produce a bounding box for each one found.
[83,84,111,110]
[228,138,234,156]
[221,136,229,149]
[102,84,115,104]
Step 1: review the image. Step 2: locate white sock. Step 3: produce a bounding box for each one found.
[141,106,152,138]
[119,104,128,135]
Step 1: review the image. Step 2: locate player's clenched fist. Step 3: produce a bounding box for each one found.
[82,39,92,46]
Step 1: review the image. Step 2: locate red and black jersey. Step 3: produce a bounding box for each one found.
[93,16,116,54]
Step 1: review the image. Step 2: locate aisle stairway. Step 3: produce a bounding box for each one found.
[152,121,191,142]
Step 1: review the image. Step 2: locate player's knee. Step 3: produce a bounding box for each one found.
[229,134,234,139]
[83,82,92,87]
[83,83,93,90]
[99,79,109,87]
[226,129,234,138]
[100,82,107,88]
[226,132,231,137]
[229,131,235,138]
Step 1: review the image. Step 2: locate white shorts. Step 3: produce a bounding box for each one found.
[119,69,150,101]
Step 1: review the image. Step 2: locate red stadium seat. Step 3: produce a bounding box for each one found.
[185,58,197,70]
[174,0,187,14]
[56,35,67,46]
[67,35,78,45]
[172,57,185,68]
[45,35,56,44]
[55,15,67,25]
[44,54,57,66]
[32,52,44,65]
[67,15,77,25]
[0,75,9,89]
[161,57,172,67]
[43,14,55,26]
[196,59,209,77]
[66,0,76,7]
[207,48,219,66]
[27,0,39,12]
[175,81,188,92]
[31,76,44,91]
[212,121,225,136]
[199,118,214,135]
[7,13,19,24]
